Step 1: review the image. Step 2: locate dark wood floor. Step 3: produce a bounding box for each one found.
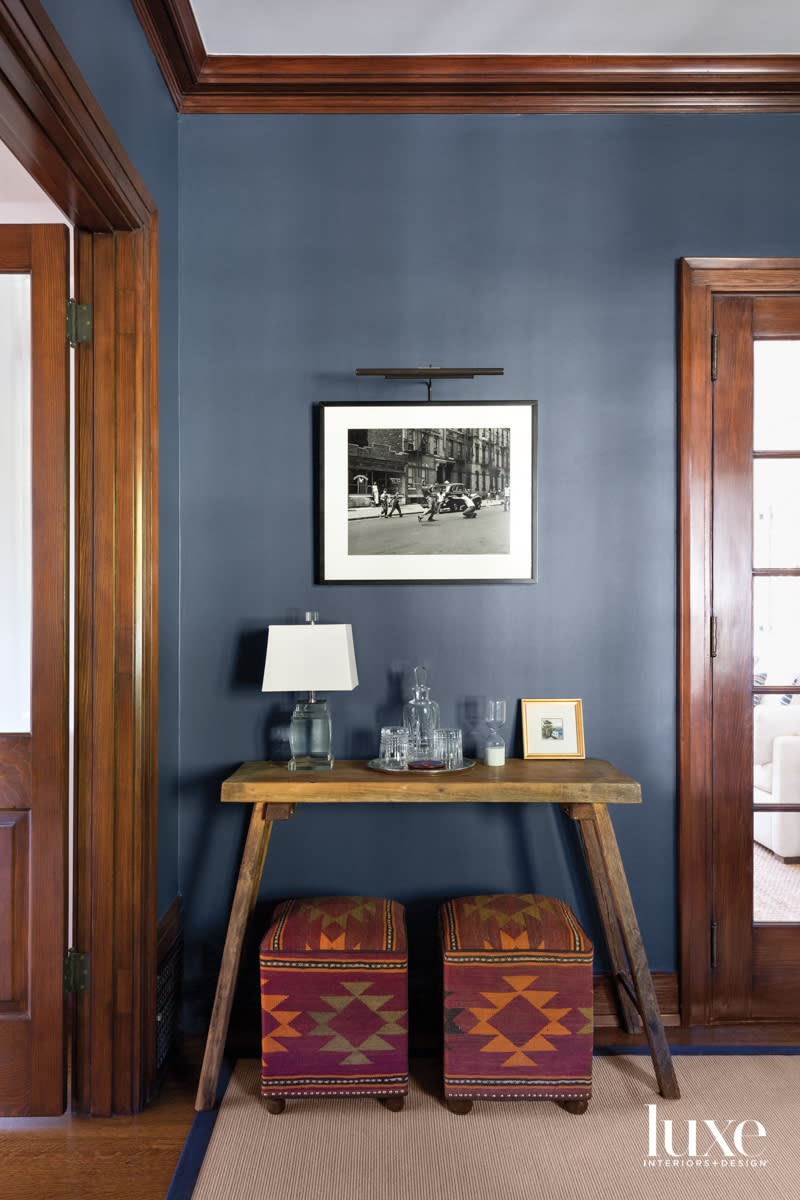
[2,1024,798,1200]
[0,1048,199,1200]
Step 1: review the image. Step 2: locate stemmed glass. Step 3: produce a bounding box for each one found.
[485,699,507,766]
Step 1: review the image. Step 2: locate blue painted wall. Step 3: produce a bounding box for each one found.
[23,2,800,1039]
[41,0,182,914]
[177,112,800,1033]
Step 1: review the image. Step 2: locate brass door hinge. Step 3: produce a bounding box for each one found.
[710,615,718,658]
[711,331,718,381]
[66,298,92,347]
[63,948,90,993]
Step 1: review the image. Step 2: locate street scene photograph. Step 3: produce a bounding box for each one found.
[347,425,511,557]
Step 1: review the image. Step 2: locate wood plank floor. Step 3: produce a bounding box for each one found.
[1,1025,798,1200]
[0,1049,198,1200]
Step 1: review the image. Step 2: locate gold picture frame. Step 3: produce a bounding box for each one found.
[521,698,585,759]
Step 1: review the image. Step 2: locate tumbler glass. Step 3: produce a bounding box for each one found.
[378,726,410,770]
[433,728,463,770]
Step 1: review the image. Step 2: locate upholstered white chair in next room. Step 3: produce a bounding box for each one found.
[753,704,800,863]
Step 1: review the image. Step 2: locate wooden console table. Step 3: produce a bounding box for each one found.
[195,758,680,1110]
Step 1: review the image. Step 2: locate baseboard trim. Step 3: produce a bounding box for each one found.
[594,971,680,1028]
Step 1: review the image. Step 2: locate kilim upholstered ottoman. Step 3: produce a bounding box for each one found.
[259,896,408,1112]
[440,893,593,1114]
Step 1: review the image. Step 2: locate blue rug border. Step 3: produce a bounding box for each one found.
[165,1047,800,1198]
[165,1060,233,1200]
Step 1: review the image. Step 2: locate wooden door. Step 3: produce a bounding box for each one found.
[0,224,70,1114]
[712,293,800,1020]
[679,259,800,1028]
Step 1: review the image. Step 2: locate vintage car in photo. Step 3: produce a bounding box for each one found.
[439,483,483,513]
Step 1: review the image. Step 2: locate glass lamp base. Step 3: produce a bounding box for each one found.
[289,699,334,770]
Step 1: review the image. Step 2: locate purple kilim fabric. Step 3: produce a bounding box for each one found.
[440,894,593,1101]
[260,896,408,1099]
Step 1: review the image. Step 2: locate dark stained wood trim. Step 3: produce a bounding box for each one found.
[28,224,70,1115]
[129,0,204,110]
[73,224,159,1116]
[678,259,714,1026]
[753,928,800,1019]
[188,53,800,115]
[127,7,800,115]
[710,295,756,1022]
[594,972,679,1028]
[678,257,800,1028]
[1,1,159,1115]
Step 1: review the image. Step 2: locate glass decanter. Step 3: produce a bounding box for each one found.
[485,698,507,767]
[403,666,440,760]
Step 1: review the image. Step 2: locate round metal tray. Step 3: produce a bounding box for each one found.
[366,757,476,775]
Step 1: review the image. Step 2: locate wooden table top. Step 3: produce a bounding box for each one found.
[220,758,642,806]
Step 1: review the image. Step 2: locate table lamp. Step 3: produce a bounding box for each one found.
[262,612,358,770]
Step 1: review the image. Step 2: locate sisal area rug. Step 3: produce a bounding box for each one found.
[169,1054,800,1200]
[753,841,800,921]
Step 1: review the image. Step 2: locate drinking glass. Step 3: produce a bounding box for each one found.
[378,726,410,770]
[433,728,463,770]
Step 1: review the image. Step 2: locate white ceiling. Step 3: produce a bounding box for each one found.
[191,0,800,56]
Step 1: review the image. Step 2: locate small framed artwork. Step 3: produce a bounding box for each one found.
[521,699,585,759]
[318,401,537,583]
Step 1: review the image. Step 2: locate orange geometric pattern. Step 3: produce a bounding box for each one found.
[464,975,572,1068]
[260,991,302,1055]
[315,930,356,952]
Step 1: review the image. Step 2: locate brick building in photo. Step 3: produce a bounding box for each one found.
[348,426,509,505]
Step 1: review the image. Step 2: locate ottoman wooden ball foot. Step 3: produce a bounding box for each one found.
[260,896,409,1109]
[440,894,593,1111]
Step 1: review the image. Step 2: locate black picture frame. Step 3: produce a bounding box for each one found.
[318,401,537,583]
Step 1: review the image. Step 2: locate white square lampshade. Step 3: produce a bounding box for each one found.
[262,624,358,694]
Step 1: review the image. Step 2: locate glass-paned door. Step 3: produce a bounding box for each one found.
[752,340,800,924]
[712,294,800,1021]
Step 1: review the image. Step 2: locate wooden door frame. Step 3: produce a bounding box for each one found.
[678,257,800,1026]
[0,1,159,1112]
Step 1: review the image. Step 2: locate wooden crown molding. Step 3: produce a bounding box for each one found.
[129,0,204,109]
[132,2,800,114]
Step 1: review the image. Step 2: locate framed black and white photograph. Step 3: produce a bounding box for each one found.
[521,699,585,759]
[318,402,537,583]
